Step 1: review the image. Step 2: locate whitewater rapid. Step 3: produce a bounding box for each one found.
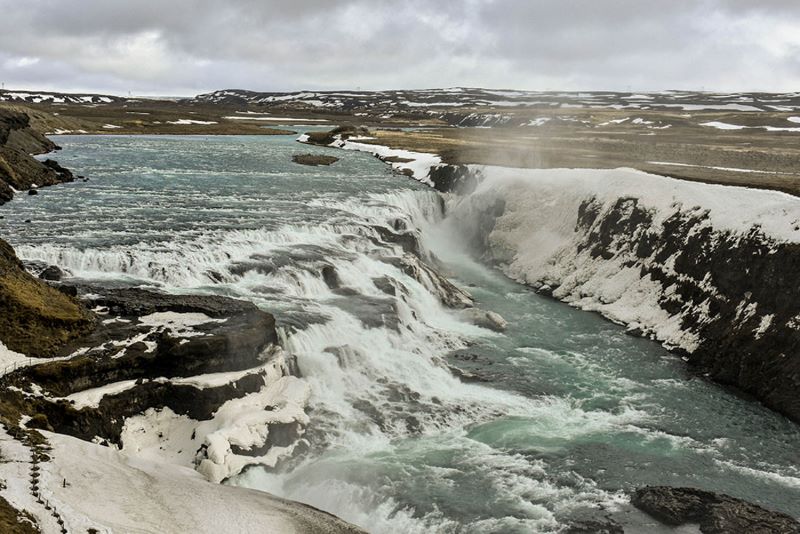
[5,134,799,533]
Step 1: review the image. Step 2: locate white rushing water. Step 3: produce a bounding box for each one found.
[4,134,799,533]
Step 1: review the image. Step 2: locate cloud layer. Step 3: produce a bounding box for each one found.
[1,0,799,95]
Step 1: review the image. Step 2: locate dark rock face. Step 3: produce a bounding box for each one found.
[331,293,399,330]
[321,265,341,289]
[632,486,800,534]
[5,286,281,446]
[0,109,73,205]
[292,154,339,166]
[563,519,623,534]
[32,370,270,446]
[429,164,479,195]
[82,286,274,323]
[372,225,423,257]
[573,196,800,422]
[379,254,473,309]
[41,158,75,182]
[372,276,399,296]
[38,265,66,281]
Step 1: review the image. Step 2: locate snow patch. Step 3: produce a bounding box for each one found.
[26,430,351,533]
[313,136,442,186]
[65,379,144,409]
[121,352,310,483]
[139,311,226,330]
[167,119,218,125]
[224,116,328,122]
[700,121,747,130]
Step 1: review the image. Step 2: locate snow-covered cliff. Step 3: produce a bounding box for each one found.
[440,166,800,422]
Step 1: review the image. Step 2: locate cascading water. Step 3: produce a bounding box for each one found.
[3,134,799,533]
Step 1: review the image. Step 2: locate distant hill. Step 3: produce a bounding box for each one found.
[188,87,800,113]
[0,89,124,105]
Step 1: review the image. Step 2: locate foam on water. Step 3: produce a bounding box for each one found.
[5,135,800,532]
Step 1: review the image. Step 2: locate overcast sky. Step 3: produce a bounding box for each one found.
[1,0,798,96]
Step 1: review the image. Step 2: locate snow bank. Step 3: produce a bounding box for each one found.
[120,350,310,483]
[66,379,143,409]
[0,341,33,376]
[322,136,442,186]
[701,121,800,132]
[167,119,218,125]
[447,166,800,352]
[23,431,360,533]
[464,166,800,251]
[700,121,747,130]
[647,161,782,175]
[0,341,77,377]
[139,311,226,330]
[47,128,88,135]
[0,427,58,532]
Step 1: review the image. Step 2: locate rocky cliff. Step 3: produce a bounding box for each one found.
[0,238,94,358]
[438,164,800,423]
[0,108,74,204]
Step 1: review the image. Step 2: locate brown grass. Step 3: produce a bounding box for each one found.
[0,496,39,534]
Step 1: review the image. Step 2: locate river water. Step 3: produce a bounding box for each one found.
[2,133,799,533]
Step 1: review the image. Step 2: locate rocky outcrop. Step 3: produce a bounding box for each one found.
[0,239,94,358]
[28,287,277,393]
[429,164,479,195]
[1,284,304,484]
[0,108,72,204]
[632,486,800,534]
[303,125,369,146]
[292,153,339,166]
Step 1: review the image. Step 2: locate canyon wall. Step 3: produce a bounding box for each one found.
[434,165,800,423]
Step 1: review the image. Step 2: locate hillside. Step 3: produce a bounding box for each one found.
[0,109,75,204]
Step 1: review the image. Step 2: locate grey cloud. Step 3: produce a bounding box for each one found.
[0,0,798,94]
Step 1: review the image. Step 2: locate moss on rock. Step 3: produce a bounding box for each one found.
[0,239,94,358]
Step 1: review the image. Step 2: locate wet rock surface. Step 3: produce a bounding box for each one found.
[632,486,800,534]
[461,308,508,332]
[429,164,479,195]
[38,265,66,281]
[379,253,473,309]
[292,153,339,166]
